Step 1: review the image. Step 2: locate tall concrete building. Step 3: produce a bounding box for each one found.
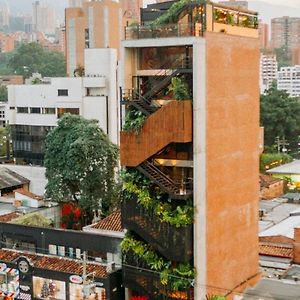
[120,1,260,299]
[259,22,269,49]
[0,1,9,28]
[271,17,300,50]
[68,0,83,7]
[277,65,300,97]
[65,0,142,76]
[218,0,248,9]
[260,54,278,93]
[32,1,57,35]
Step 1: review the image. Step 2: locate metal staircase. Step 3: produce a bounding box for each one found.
[137,160,192,199]
[121,57,192,116]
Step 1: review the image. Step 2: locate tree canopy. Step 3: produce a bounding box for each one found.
[44,114,119,220]
[0,86,8,102]
[8,43,66,78]
[260,86,300,156]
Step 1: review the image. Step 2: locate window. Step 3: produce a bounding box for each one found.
[57,108,79,118]
[17,107,29,113]
[10,106,15,110]
[30,107,41,114]
[42,107,56,114]
[58,89,68,96]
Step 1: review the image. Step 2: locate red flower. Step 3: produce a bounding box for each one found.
[74,207,81,218]
[62,203,73,215]
[130,296,149,300]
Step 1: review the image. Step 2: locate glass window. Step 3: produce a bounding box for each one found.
[57,108,79,119]
[58,89,68,96]
[43,108,56,114]
[17,107,29,113]
[30,107,41,114]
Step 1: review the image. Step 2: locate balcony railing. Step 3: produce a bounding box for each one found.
[125,23,203,40]
[122,196,193,262]
[123,264,194,300]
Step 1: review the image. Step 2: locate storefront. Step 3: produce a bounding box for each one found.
[0,252,123,300]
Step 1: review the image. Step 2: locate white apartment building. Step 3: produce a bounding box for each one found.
[277,65,300,97]
[260,54,278,94]
[8,48,119,165]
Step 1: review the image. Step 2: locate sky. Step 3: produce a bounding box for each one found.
[2,0,300,24]
[251,0,298,7]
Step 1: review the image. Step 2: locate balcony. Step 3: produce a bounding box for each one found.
[83,76,106,88]
[124,1,258,41]
[123,264,194,300]
[122,197,193,262]
[120,100,192,167]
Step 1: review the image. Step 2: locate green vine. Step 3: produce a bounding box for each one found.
[124,181,193,227]
[123,107,146,134]
[121,234,195,290]
[171,77,191,100]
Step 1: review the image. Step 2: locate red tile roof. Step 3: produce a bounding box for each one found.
[259,235,294,245]
[0,249,109,278]
[14,188,43,201]
[259,244,293,259]
[0,212,21,223]
[260,173,283,188]
[91,211,123,232]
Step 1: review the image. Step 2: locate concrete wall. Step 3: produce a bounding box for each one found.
[4,165,47,196]
[204,31,260,293]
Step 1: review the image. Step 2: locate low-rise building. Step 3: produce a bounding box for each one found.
[0,211,124,299]
[277,65,300,97]
[8,48,119,165]
[260,54,278,93]
[260,174,284,200]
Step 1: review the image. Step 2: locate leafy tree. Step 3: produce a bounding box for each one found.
[0,86,8,102]
[8,43,66,78]
[260,153,293,172]
[0,127,10,158]
[260,86,300,156]
[44,114,119,224]
[0,52,13,75]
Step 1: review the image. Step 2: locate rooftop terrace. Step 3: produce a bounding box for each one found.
[125,0,258,40]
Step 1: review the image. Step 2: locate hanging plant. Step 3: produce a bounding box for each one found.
[171,77,191,100]
[123,107,146,134]
[121,234,195,291]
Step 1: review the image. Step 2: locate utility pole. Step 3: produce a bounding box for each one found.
[275,136,289,153]
[82,251,96,299]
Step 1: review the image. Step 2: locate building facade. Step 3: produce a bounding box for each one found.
[32,1,57,35]
[260,53,278,93]
[258,22,269,49]
[8,48,119,165]
[271,17,300,50]
[277,65,300,97]
[0,212,124,300]
[65,0,143,76]
[120,1,260,299]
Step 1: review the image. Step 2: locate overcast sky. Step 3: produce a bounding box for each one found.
[248,0,298,7]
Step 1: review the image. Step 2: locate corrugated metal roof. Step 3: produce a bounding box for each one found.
[259,215,300,239]
[0,167,30,189]
[267,159,300,175]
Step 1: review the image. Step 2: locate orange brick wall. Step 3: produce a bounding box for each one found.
[205,32,260,293]
[293,228,300,264]
[260,181,284,200]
